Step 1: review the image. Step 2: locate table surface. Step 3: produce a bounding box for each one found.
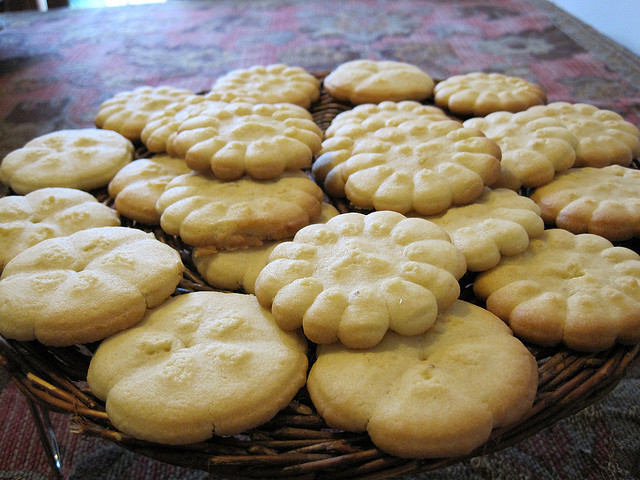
[1,0,640,479]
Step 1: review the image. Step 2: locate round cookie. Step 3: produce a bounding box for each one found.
[323,59,435,105]
[0,187,121,271]
[474,228,640,352]
[530,165,640,241]
[0,226,184,346]
[95,85,194,141]
[108,154,192,225]
[433,72,547,116]
[254,211,467,349]
[210,63,321,109]
[156,170,325,250]
[87,291,308,444]
[306,300,538,458]
[171,102,323,180]
[0,129,134,195]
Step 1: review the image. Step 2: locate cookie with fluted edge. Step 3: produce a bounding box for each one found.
[323,59,435,105]
[433,72,547,116]
[474,228,640,351]
[87,291,308,444]
[0,226,184,346]
[0,187,120,271]
[156,170,325,250]
[307,300,538,458]
[254,211,467,349]
[0,129,134,194]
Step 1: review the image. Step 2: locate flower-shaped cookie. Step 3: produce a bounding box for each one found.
[420,188,544,271]
[210,63,321,109]
[526,102,640,167]
[464,110,577,190]
[307,300,538,458]
[0,129,134,194]
[108,154,192,225]
[530,165,640,241]
[95,85,194,141]
[433,72,547,116]
[254,211,467,348]
[474,228,640,351]
[312,117,501,215]
[323,59,435,105]
[171,102,323,180]
[0,187,120,270]
[156,170,325,249]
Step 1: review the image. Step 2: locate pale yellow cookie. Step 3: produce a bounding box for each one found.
[95,85,194,141]
[474,228,640,351]
[525,102,640,168]
[530,165,640,241]
[0,129,134,195]
[0,226,184,346]
[254,211,467,349]
[323,59,435,105]
[87,291,308,444]
[108,154,191,225]
[464,110,577,190]
[433,72,547,116]
[313,116,501,215]
[156,170,325,250]
[418,188,544,271]
[307,300,538,458]
[0,187,120,271]
[210,64,321,109]
[171,102,323,180]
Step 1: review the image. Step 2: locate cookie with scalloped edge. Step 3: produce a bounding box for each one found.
[0,129,134,195]
[171,102,323,180]
[95,85,194,141]
[0,226,184,346]
[474,228,640,352]
[254,210,467,349]
[323,59,435,105]
[433,72,547,117]
[417,187,544,272]
[313,116,501,215]
[156,170,325,250]
[0,187,120,271]
[530,165,640,241]
[464,110,577,190]
[87,290,308,444]
[307,300,538,458]
[210,64,321,109]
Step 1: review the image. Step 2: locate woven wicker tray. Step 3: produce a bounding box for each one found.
[1,78,640,480]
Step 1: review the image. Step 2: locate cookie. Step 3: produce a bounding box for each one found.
[0,129,134,195]
[210,64,321,109]
[530,165,640,241]
[473,228,640,351]
[171,102,323,180]
[0,226,184,346]
[323,59,435,105]
[419,187,544,271]
[464,110,577,190]
[87,291,308,444]
[254,211,467,349]
[313,116,501,215]
[0,187,120,271]
[156,170,325,249]
[525,102,640,168]
[108,154,191,225]
[95,85,194,141]
[433,72,547,116]
[307,300,538,458]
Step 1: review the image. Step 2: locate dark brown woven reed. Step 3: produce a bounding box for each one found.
[1,74,640,480]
